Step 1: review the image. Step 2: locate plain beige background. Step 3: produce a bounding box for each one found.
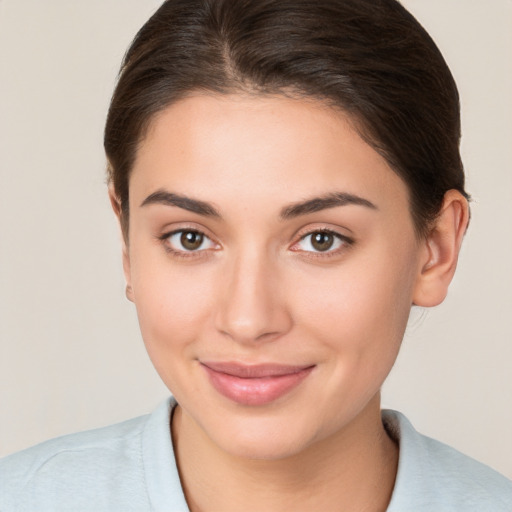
[1,0,511,479]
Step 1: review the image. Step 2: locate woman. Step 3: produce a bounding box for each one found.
[1,0,511,510]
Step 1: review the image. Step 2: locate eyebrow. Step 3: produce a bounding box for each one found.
[280,192,377,219]
[140,189,377,220]
[140,190,221,218]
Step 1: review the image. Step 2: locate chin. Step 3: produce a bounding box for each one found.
[220,431,314,461]
[202,411,323,461]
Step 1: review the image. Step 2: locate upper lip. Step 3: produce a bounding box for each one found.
[201,361,314,378]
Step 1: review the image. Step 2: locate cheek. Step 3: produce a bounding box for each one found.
[284,251,417,425]
[129,253,216,366]
[291,247,417,366]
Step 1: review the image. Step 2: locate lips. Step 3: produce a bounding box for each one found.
[201,361,314,406]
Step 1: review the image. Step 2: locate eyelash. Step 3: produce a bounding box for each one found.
[158,228,218,259]
[158,228,354,260]
[291,229,354,258]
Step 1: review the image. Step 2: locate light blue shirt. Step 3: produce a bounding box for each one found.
[1,397,511,511]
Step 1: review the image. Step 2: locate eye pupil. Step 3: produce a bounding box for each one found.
[180,231,203,250]
[311,232,334,251]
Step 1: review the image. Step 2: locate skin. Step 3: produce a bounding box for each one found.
[110,94,469,512]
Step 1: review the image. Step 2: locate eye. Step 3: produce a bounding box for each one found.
[165,230,217,252]
[294,230,351,253]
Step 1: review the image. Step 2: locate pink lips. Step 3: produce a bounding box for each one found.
[201,361,314,406]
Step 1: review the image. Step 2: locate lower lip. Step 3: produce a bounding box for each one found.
[201,365,314,406]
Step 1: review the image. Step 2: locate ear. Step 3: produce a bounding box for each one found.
[412,190,469,307]
[108,186,134,303]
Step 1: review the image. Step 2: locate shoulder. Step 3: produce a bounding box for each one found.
[383,410,512,512]
[0,410,152,511]
[0,397,189,511]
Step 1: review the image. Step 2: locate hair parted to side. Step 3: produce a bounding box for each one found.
[104,0,469,239]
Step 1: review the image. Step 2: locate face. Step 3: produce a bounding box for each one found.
[123,94,427,459]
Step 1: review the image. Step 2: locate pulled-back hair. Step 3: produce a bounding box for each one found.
[104,0,468,237]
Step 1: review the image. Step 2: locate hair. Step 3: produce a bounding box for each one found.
[104,0,469,239]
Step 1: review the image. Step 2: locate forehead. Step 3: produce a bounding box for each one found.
[130,93,409,215]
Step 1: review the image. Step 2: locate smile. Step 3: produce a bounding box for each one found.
[200,362,315,406]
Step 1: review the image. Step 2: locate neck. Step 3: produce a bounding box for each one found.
[172,394,398,512]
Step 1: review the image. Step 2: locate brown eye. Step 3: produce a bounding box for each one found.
[180,231,204,250]
[164,229,217,254]
[311,232,335,252]
[294,230,350,255]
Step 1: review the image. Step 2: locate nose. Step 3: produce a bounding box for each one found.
[214,250,293,344]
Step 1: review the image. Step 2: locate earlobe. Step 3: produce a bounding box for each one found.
[125,284,134,302]
[412,190,469,307]
[108,185,121,218]
[108,186,134,303]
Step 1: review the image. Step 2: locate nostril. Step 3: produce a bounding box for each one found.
[214,297,292,344]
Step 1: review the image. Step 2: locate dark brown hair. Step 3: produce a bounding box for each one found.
[104,0,468,238]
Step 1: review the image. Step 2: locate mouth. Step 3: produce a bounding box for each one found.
[200,361,315,406]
